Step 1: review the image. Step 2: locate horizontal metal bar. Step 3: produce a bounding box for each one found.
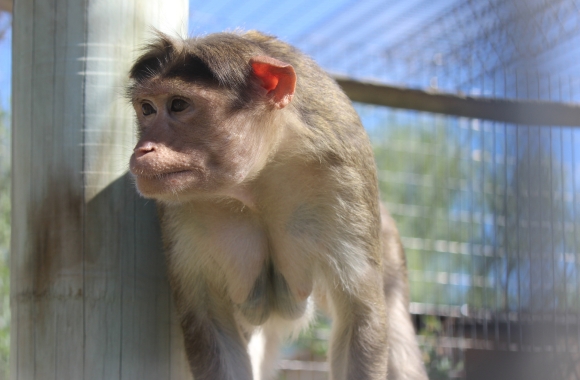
[278,360,329,372]
[333,75,580,126]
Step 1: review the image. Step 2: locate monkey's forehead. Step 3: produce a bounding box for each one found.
[129,77,220,101]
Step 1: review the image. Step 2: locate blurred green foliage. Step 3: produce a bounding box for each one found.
[287,314,331,361]
[420,316,463,380]
[369,110,478,311]
[372,114,468,379]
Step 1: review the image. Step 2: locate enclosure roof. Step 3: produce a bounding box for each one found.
[192,0,580,95]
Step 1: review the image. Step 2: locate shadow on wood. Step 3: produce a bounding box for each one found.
[83,172,191,379]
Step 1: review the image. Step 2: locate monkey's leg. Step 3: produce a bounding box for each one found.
[383,287,428,380]
[180,297,253,380]
[327,271,390,380]
[381,274,428,380]
[380,207,428,380]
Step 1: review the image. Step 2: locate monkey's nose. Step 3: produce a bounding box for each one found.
[134,142,156,158]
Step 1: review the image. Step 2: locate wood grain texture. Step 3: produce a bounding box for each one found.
[11,1,191,379]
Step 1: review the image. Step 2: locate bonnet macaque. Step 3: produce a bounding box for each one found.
[127,31,427,380]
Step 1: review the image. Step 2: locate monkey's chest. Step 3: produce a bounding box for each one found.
[165,202,316,325]
[185,216,313,325]
[236,260,308,325]
[216,234,311,325]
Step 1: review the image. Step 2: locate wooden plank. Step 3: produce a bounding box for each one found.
[83,180,123,380]
[30,0,59,378]
[81,1,189,379]
[10,0,34,377]
[334,76,580,126]
[52,0,86,378]
[11,1,190,379]
[120,186,169,379]
[82,2,126,377]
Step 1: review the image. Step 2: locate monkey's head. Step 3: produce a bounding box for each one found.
[127,32,296,203]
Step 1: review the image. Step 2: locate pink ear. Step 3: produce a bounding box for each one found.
[250,56,296,108]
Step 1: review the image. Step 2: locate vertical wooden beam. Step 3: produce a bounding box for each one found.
[11,1,191,379]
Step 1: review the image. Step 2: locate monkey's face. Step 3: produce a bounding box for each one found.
[127,43,296,204]
[129,79,270,203]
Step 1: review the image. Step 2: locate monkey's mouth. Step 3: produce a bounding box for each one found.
[132,169,205,189]
[130,166,211,199]
[134,169,193,179]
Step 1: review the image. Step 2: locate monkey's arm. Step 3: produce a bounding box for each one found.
[161,205,261,380]
[177,289,253,380]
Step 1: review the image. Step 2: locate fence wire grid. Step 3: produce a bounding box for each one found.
[257,0,580,379]
[1,0,577,379]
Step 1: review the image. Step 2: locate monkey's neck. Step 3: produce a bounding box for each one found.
[216,186,257,212]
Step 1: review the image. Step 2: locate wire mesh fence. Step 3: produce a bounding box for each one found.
[277,0,580,379]
[279,99,580,380]
[370,108,579,379]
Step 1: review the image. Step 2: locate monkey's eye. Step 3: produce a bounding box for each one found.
[141,103,156,116]
[170,98,189,113]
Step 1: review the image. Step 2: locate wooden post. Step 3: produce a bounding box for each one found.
[11,1,191,379]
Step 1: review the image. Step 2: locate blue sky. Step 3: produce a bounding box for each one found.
[0,0,458,114]
[1,1,579,113]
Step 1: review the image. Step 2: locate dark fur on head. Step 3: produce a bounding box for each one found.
[128,32,288,108]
